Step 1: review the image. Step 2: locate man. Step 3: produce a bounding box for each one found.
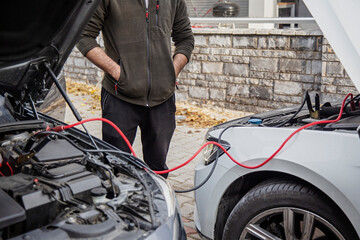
[76,0,194,178]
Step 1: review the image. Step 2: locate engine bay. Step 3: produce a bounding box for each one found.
[0,120,167,239]
[216,92,360,133]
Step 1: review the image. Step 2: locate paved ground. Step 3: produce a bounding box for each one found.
[65,93,210,240]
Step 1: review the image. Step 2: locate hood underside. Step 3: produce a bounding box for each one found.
[0,0,99,102]
[304,0,360,92]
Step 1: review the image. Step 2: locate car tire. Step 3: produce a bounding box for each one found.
[222,179,358,240]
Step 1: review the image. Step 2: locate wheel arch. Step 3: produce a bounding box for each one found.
[214,170,359,240]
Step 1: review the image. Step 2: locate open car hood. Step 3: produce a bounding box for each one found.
[0,0,100,104]
[304,0,360,92]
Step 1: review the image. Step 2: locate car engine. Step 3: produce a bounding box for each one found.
[0,119,167,239]
[215,92,360,132]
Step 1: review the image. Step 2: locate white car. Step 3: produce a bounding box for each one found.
[194,0,360,239]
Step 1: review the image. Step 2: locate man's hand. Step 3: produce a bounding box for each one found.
[86,47,121,80]
[173,53,188,78]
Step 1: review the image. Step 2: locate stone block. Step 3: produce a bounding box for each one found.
[207,100,226,108]
[314,76,321,84]
[249,86,272,100]
[194,35,207,47]
[210,89,226,101]
[232,77,246,84]
[224,63,249,77]
[273,94,292,103]
[206,75,232,82]
[247,78,259,85]
[274,81,302,95]
[322,42,334,53]
[257,100,270,108]
[87,75,97,81]
[208,55,221,62]
[66,57,74,66]
[189,86,209,99]
[230,49,243,56]
[268,36,289,49]
[196,80,209,87]
[280,73,291,80]
[333,78,355,87]
[336,86,357,94]
[250,57,278,72]
[187,73,206,80]
[279,59,306,73]
[320,93,344,103]
[322,38,330,45]
[249,71,279,80]
[306,61,312,74]
[326,62,345,77]
[202,62,223,74]
[200,48,210,54]
[290,74,314,83]
[233,36,257,49]
[259,79,274,87]
[322,53,339,61]
[193,54,207,61]
[243,49,263,57]
[209,81,228,88]
[237,97,258,105]
[296,51,321,60]
[302,83,315,91]
[182,79,196,86]
[321,77,334,85]
[85,68,96,75]
[290,37,317,51]
[183,61,201,73]
[312,60,322,75]
[263,50,297,58]
[258,37,267,49]
[210,48,231,55]
[74,58,86,68]
[220,56,233,63]
[209,35,232,47]
[233,56,250,64]
[227,84,250,97]
[320,85,337,93]
[192,47,200,54]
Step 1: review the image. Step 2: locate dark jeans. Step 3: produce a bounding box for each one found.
[101,88,176,178]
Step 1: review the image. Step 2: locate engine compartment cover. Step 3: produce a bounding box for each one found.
[0,188,25,229]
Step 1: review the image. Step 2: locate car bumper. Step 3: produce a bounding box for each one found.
[146,206,186,240]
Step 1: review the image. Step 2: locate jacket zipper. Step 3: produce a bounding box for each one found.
[156,0,159,26]
[145,6,151,106]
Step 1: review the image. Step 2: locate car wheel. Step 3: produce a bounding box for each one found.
[222,180,358,240]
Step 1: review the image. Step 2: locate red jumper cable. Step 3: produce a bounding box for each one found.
[49,93,353,175]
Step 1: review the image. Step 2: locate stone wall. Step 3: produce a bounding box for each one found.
[64,28,358,113]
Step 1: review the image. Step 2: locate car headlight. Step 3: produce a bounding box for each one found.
[152,175,176,217]
[203,136,230,165]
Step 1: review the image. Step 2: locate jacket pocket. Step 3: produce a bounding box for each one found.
[112,57,127,95]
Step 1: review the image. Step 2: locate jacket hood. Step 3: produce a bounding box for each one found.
[0,0,100,104]
[304,0,360,92]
